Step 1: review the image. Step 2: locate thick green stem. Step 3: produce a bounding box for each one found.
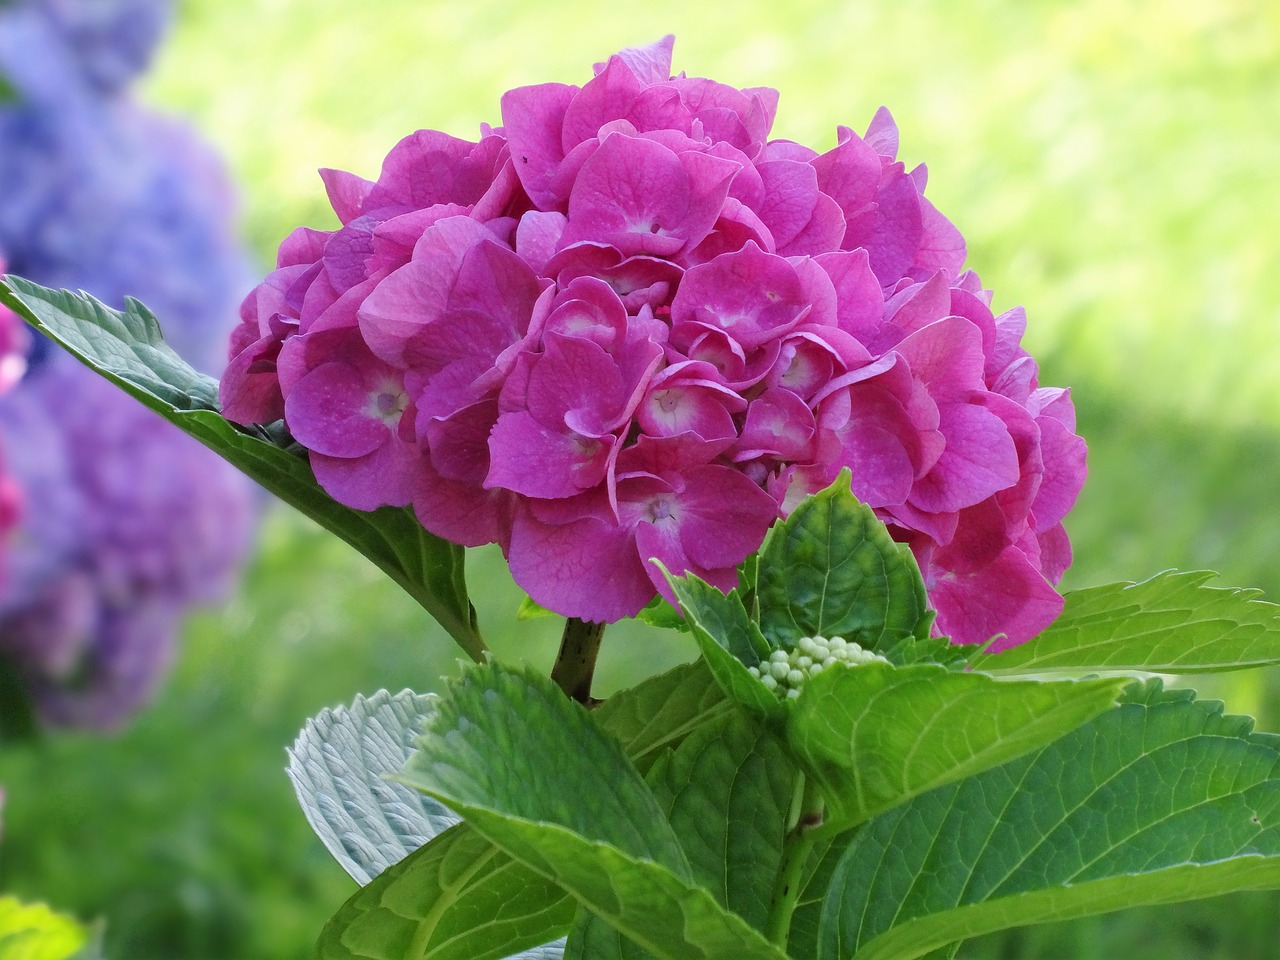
[550,617,606,704]
[764,773,825,949]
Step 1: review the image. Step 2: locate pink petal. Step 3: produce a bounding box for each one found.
[508,507,654,621]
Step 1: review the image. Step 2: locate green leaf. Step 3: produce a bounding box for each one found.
[660,570,782,720]
[401,662,689,873]
[819,680,1280,960]
[566,711,797,958]
[287,690,458,885]
[316,823,572,960]
[593,659,733,775]
[787,662,1130,832]
[0,277,484,661]
[633,596,689,634]
[974,569,1280,675]
[648,711,797,931]
[399,663,789,960]
[0,897,88,960]
[756,471,928,651]
[517,597,556,621]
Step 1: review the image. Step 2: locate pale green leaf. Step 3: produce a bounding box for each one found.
[0,277,484,660]
[0,897,87,960]
[820,681,1280,960]
[788,662,1130,833]
[974,570,1280,675]
[288,690,457,885]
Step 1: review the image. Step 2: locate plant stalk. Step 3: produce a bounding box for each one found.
[551,617,606,704]
[764,773,826,949]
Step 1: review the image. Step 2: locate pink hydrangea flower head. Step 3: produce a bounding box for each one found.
[223,36,1085,647]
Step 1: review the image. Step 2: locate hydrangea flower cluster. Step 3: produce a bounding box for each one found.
[0,0,172,95]
[0,0,255,728]
[747,636,888,700]
[222,36,1085,649]
[0,0,242,374]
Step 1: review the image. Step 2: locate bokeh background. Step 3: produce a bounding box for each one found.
[2,0,1279,957]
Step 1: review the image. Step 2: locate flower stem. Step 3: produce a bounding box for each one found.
[551,617,606,704]
[764,773,825,949]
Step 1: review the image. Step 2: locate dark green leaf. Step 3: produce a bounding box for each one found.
[820,680,1280,960]
[756,471,928,651]
[975,570,1280,675]
[0,277,484,660]
[788,662,1130,832]
[316,823,572,960]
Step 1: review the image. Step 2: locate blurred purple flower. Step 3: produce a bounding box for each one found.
[0,0,255,729]
[0,0,173,96]
[223,38,1086,649]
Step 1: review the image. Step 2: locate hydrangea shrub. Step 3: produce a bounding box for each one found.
[220,36,1082,648]
[6,33,1280,960]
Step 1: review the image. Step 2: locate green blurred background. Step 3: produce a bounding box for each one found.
[2,0,1280,956]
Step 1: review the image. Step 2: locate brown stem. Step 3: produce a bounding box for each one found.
[550,617,606,704]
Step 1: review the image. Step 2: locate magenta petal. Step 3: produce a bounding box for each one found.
[671,465,778,568]
[285,361,391,458]
[612,35,675,85]
[508,508,654,621]
[220,333,286,425]
[895,315,986,397]
[414,459,509,548]
[319,168,374,224]
[926,544,1064,650]
[1032,415,1087,528]
[487,410,612,499]
[911,402,1020,513]
[501,82,578,209]
[310,436,419,511]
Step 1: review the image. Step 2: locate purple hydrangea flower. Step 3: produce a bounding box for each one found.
[222,37,1085,649]
[0,5,255,728]
[0,0,173,95]
[0,362,254,729]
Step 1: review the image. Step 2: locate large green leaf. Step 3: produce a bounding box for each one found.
[565,710,797,958]
[315,823,572,960]
[788,662,1130,833]
[0,897,87,960]
[399,663,789,960]
[974,569,1280,675]
[646,711,797,931]
[819,681,1280,960]
[592,659,733,776]
[287,689,458,885]
[756,471,928,650]
[0,277,483,660]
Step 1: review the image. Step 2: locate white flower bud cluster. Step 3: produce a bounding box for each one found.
[747,636,888,699]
